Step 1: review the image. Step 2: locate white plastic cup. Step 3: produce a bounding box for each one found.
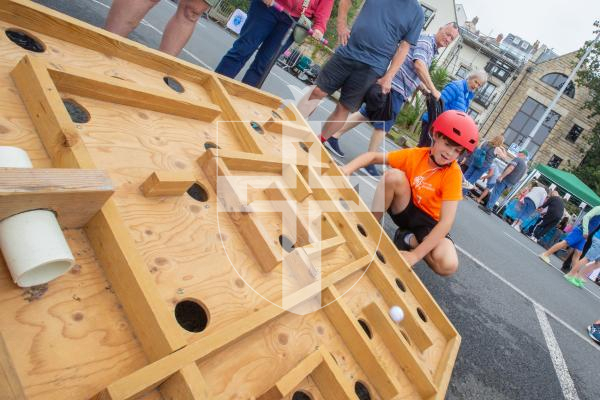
[0,210,74,287]
[0,146,74,287]
[0,146,33,168]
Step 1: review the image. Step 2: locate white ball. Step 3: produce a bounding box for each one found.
[389,305,404,323]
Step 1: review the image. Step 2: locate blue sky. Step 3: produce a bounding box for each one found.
[458,0,597,54]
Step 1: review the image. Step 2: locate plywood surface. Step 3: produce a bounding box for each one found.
[0,1,460,399]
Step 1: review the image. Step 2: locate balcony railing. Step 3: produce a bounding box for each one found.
[473,93,496,108]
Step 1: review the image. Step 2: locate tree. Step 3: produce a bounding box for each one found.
[323,0,363,48]
[571,21,600,193]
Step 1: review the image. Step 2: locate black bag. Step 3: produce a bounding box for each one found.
[417,94,444,147]
[364,84,393,122]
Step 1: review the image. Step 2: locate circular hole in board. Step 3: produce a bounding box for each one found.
[62,99,90,124]
[395,277,407,292]
[279,234,295,253]
[204,141,220,150]
[291,391,313,400]
[5,28,45,52]
[298,142,310,153]
[163,76,185,93]
[376,250,386,264]
[417,307,428,323]
[357,224,367,237]
[250,121,264,134]
[174,299,209,332]
[187,183,209,202]
[354,381,371,400]
[357,319,372,339]
[400,329,411,345]
[272,110,283,120]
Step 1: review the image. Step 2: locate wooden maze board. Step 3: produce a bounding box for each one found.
[0,1,460,399]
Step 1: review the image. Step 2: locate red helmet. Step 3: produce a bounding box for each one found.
[431,110,479,152]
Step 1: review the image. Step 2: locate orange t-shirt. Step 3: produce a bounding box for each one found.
[387,147,463,221]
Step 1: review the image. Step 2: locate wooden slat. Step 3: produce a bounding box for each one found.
[263,119,314,140]
[47,65,221,122]
[205,75,263,154]
[85,201,187,362]
[432,336,461,400]
[363,302,437,397]
[322,286,401,399]
[212,148,330,172]
[265,181,313,246]
[257,351,323,400]
[218,76,282,109]
[159,364,209,400]
[0,167,113,228]
[366,263,434,352]
[313,349,355,400]
[10,55,79,158]
[140,171,195,197]
[0,332,26,400]
[282,164,312,202]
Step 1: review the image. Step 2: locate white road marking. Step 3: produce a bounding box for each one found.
[534,304,580,400]
[455,244,600,353]
[503,232,600,302]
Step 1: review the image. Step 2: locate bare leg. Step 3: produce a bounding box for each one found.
[160,0,209,56]
[566,256,588,277]
[368,128,385,152]
[476,188,489,204]
[424,238,459,276]
[320,103,350,140]
[297,86,327,118]
[575,261,600,280]
[331,112,369,139]
[105,0,159,37]
[541,240,567,257]
[371,169,410,222]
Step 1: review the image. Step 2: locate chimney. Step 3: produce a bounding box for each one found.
[533,40,540,51]
[496,33,504,44]
[472,16,479,26]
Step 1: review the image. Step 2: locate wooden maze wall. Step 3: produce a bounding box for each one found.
[0,1,460,399]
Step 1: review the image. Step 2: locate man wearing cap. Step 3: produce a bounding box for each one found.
[480,150,529,213]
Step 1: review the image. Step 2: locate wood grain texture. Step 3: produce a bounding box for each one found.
[0,167,114,228]
[0,331,26,400]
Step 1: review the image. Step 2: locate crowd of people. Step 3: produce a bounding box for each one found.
[104,0,600,345]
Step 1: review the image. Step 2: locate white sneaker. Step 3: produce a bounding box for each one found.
[513,224,521,232]
[538,253,550,264]
[529,236,538,243]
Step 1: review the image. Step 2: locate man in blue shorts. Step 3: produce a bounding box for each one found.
[297,0,425,145]
[539,205,600,268]
[319,23,460,179]
[564,229,600,288]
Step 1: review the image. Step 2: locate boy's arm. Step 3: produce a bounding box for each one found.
[341,152,386,175]
[403,200,457,265]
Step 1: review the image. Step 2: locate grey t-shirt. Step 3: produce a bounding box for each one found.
[504,157,527,185]
[336,0,424,76]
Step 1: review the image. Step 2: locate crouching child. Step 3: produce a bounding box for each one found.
[341,110,479,275]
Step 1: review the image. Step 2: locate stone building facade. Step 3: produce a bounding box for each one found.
[480,52,599,170]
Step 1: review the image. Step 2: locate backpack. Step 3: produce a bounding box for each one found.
[472,144,487,168]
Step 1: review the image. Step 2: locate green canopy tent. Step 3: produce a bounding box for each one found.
[535,164,600,207]
[497,164,600,213]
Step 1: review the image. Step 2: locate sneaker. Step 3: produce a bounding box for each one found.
[575,277,586,287]
[324,137,344,158]
[478,204,492,214]
[564,275,583,288]
[393,229,412,251]
[360,165,381,180]
[513,224,521,232]
[538,253,551,264]
[588,324,600,344]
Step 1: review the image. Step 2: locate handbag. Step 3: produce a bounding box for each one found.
[293,0,313,44]
[364,84,393,122]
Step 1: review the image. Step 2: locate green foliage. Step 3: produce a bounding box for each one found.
[429,59,451,90]
[228,0,251,11]
[396,94,423,129]
[324,0,362,48]
[570,21,600,193]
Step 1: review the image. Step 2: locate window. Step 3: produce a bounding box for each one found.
[513,37,521,45]
[473,82,497,107]
[456,65,469,79]
[566,124,583,143]
[420,4,435,29]
[541,73,575,98]
[467,108,479,120]
[504,97,561,157]
[520,41,529,50]
[548,155,563,168]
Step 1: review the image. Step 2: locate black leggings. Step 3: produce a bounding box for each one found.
[533,216,561,239]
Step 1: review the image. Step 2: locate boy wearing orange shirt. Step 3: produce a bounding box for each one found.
[342,110,478,275]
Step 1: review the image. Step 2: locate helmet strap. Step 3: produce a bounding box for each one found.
[429,151,451,168]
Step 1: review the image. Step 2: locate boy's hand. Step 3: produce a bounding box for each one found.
[400,250,421,266]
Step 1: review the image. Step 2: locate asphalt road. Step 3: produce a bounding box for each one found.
[32,1,600,399]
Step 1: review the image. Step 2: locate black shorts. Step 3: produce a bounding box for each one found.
[388,200,452,243]
[315,53,379,112]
